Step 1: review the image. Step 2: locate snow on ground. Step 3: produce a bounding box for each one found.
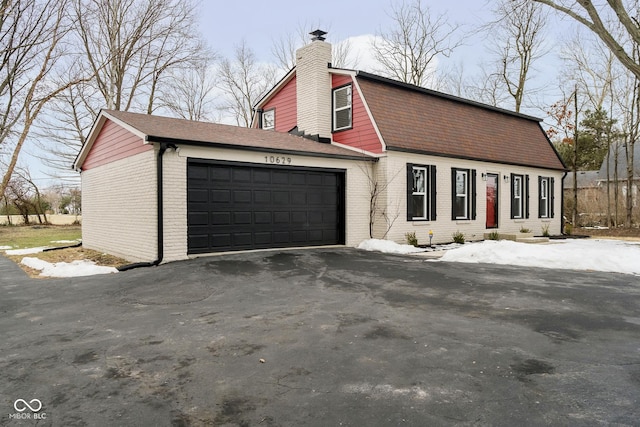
[0,246,11,250]
[51,240,80,244]
[358,239,428,254]
[21,257,118,278]
[359,238,640,276]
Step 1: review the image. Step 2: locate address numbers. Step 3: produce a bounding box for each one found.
[264,155,292,165]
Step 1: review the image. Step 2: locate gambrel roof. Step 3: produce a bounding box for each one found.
[354,72,566,171]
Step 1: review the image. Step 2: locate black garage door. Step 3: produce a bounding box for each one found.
[187,160,345,254]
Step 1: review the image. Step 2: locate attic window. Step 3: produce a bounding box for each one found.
[262,109,275,130]
[333,85,352,131]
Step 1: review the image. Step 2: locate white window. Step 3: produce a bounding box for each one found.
[333,85,352,131]
[407,164,436,221]
[538,176,553,218]
[454,169,468,220]
[262,109,275,130]
[512,175,523,219]
[412,166,427,219]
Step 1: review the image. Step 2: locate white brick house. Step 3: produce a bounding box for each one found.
[74,32,566,264]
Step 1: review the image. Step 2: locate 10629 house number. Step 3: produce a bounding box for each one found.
[264,155,292,165]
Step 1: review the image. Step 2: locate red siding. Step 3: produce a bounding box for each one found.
[331,74,383,154]
[82,119,151,170]
[263,76,297,133]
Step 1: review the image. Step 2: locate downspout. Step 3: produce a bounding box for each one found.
[561,171,568,235]
[118,142,176,271]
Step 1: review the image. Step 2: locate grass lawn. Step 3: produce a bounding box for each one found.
[0,224,129,278]
[0,224,82,249]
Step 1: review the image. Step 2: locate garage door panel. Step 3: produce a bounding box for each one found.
[188,212,209,226]
[211,167,231,181]
[233,233,253,246]
[233,190,252,203]
[273,171,289,184]
[254,190,271,204]
[254,169,271,183]
[253,212,272,224]
[273,191,290,204]
[188,189,208,203]
[187,161,344,253]
[233,212,252,224]
[211,189,231,203]
[274,212,290,224]
[210,234,231,247]
[291,191,306,205]
[211,212,231,225]
[188,164,209,180]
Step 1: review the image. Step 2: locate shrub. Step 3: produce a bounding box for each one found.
[452,230,465,244]
[405,231,418,247]
[519,226,531,233]
[541,224,550,237]
[564,223,573,235]
[487,231,500,240]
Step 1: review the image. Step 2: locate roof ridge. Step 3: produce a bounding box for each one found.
[351,70,542,122]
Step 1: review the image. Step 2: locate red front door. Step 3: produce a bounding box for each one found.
[486,174,498,228]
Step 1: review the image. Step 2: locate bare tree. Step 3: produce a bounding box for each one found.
[535,0,639,225]
[483,0,549,113]
[271,25,358,71]
[36,0,210,179]
[371,0,463,87]
[217,41,278,127]
[0,0,86,201]
[533,0,640,80]
[158,60,218,122]
[73,0,206,112]
[562,30,617,111]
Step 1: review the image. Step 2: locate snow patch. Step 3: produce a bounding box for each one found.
[358,239,427,254]
[0,245,12,250]
[21,257,118,277]
[51,240,80,244]
[440,239,640,276]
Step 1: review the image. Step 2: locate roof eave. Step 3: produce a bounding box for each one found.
[385,145,568,172]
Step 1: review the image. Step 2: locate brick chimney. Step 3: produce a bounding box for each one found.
[295,30,332,140]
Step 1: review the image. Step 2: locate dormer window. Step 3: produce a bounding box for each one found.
[332,85,352,131]
[262,109,275,130]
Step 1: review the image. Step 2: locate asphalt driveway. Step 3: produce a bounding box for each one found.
[1,248,639,426]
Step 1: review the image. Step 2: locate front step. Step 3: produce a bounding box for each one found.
[484,232,549,243]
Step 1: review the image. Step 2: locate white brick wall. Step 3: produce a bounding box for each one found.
[295,40,332,139]
[81,150,157,262]
[380,152,565,246]
[162,150,188,262]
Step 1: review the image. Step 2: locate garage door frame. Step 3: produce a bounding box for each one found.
[187,159,346,254]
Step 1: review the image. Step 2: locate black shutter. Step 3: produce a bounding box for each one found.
[525,175,530,219]
[451,168,457,220]
[550,177,555,218]
[471,169,477,220]
[430,166,437,221]
[538,176,543,218]
[510,173,516,219]
[406,164,414,221]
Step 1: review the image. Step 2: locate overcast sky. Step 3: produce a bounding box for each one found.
[197,0,491,60]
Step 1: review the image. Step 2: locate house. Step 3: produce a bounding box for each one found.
[74,31,566,264]
[563,143,639,225]
[252,31,566,244]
